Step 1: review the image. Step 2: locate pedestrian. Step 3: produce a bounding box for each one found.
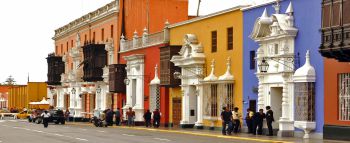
[265,106,274,136]
[232,107,241,133]
[126,107,135,127]
[220,107,233,135]
[115,108,121,126]
[106,109,114,126]
[41,110,51,128]
[152,109,161,128]
[252,109,265,135]
[65,109,70,121]
[245,108,254,134]
[143,109,152,127]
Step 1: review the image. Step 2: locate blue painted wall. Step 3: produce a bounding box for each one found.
[242,0,324,133]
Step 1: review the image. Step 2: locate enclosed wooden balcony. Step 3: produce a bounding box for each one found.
[159,46,181,87]
[109,64,127,93]
[319,0,350,62]
[46,53,65,85]
[82,43,107,82]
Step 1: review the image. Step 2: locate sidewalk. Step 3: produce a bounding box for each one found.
[66,122,344,143]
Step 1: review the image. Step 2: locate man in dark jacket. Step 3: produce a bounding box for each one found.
[221,107,233,135]
[245,108,254,134]
[152,109,161,128]
[143,110,152,127]
[106,109,114,126]
[115,108,121,126]
[265,106,274,136]
[252,109,265,135]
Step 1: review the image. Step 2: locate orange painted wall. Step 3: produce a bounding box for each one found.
[119,0,188,40]
[55,14,118,69]
[324,58,350,126]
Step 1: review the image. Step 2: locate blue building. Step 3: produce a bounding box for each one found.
[242,0,323,139]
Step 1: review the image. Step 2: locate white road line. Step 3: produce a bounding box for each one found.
[54,133,64,137]
[153,138,171,142]
[75,138,88,141]
[81,129,87,131]
[97,130,105,133]
[122,134,135,137]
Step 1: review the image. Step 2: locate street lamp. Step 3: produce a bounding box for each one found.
[173,71,181,79]
[96,86,102,94]
[258,59,269,73]
[71,88,76,94]
[124,78,130,85]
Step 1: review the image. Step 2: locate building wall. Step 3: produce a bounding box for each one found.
[120,0,188,40]
[169,9,244,127]
[8,83,47,109]
[324,59,350,126]
[0,86,10,108]
[119,44,169,124]
[55,14,118,67]
[243,0,323,133]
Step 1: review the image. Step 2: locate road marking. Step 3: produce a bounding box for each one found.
[54,133,64,137]
[97,130,105,133]
[153,138,171,142]
[81,128,87,131]
[75,138,88,141]
[122,133,135,137]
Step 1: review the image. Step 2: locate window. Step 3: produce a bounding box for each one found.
[71,40,73,48]
[66,42,69,52]
[84,34,87,43]
[274,44,279,55]
[295,82,315,121]
[225,83,234,111]
[71,63,73,70]
[210,84,218,117]
[93,32,96,43]
[150,84,160,112]
[211,31,217,53]
[55,46,58,54]
[227,27,233,50]
[111,25,114,38]
[101,28,104,41]
[250,51,256,70]
[339,73,350,121]
[60,44,63,54]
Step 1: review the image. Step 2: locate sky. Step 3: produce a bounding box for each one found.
[0,0,265,85]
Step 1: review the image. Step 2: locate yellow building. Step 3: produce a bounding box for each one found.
[167,6,244,129]
[8,82,47,109]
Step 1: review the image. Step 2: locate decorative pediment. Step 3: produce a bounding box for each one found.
[203,59,218,81]
[250,2,298,41]
[219,57,234,81]
[150,64,160,85]
[171,34,205,67]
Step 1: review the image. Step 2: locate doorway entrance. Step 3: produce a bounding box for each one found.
[172,98,182,126]
[270,87,282,129]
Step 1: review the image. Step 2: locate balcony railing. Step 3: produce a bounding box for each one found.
[120,31,167,52]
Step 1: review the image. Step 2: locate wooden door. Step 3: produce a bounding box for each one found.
[172,98,182,126]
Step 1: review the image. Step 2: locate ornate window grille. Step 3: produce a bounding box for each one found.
[203,83,234,117]
[150,85,160,112]
[295,82,315,121]
[210,84,218,117]
[339,73,350,121]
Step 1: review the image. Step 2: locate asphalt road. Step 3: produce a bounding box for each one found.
[0,119,340,143]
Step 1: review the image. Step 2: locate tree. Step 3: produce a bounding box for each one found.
[3,75,16,85]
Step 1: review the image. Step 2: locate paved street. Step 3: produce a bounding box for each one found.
[0,120,345,143]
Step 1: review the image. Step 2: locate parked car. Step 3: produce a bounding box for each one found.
[33,109,65,125]
[17,110,32,119]
[29,109,43,123]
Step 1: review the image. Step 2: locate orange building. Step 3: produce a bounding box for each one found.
[48,0,189,121]
[0,85,11,109]
[7,82,47,110]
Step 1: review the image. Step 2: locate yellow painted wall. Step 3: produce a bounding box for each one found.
[8,82,47,109]
[169,9,243,127]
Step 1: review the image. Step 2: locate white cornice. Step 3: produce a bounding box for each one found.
[53,0,119,40]
[168,5,248,28]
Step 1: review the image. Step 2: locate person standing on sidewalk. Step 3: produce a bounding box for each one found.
[126,107,135,127]
[41,110,51,128]
[65,109,70,122]
[252,109,265,135]
[152,109,161,128]
[143,109,152,127]
[232,107,241,134]
[220,107,233,135]
[245,108,254,134]
[115,108,121,126]
[265,106,274,136]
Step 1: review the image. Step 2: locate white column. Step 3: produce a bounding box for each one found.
[195,84,203,128]
[180,86,190,125]
[257,75,264,110]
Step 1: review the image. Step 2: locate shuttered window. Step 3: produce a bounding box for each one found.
[227,27,233,50]
[211,31,217,53]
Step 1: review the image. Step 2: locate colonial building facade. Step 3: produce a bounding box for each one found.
[319,0,350,141]
[243,0,324,139]
[168,6,245,129]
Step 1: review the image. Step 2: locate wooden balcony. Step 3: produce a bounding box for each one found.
[159,46,181,87]
[46,53,64,85]
[109,64,126,93]
[82,43,107,82]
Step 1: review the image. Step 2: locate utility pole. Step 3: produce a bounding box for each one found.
[196,0,202,16]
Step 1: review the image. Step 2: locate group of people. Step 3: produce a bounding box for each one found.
[143,109,161,128]
[92,107,161,128]
[245,106,275,136]
[221,106,275,136]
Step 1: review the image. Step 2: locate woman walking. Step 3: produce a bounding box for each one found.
[41,110,51,128]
